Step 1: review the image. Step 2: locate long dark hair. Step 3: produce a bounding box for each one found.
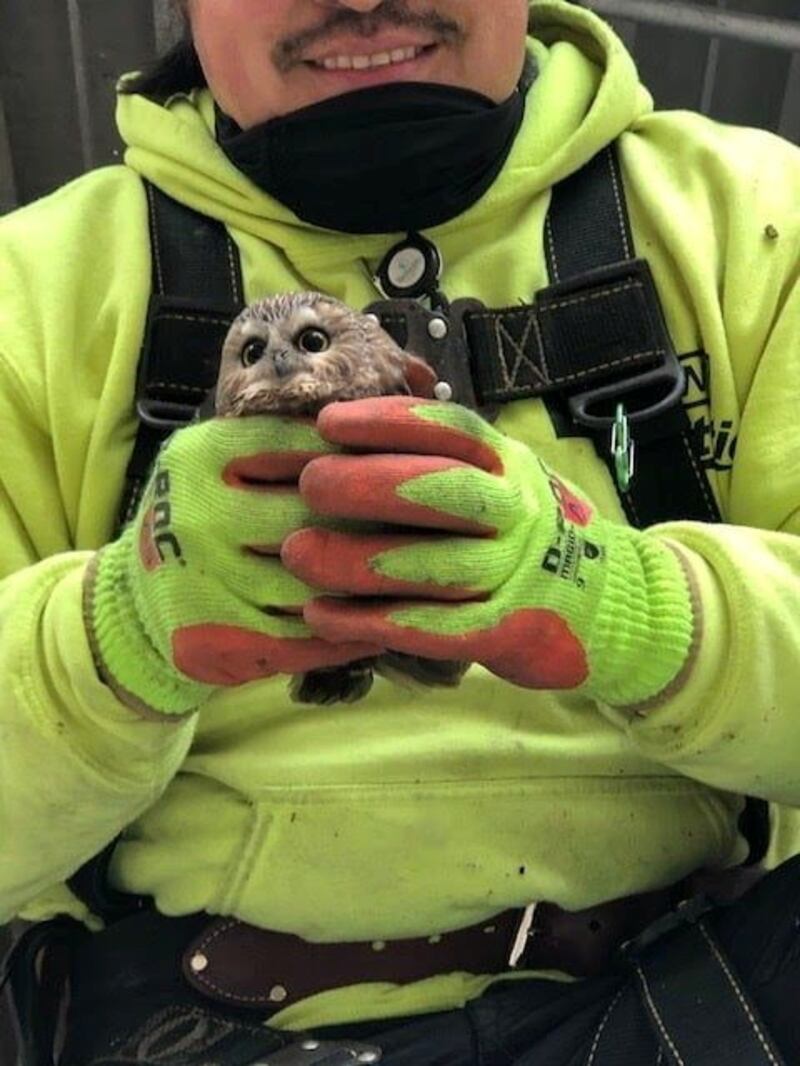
[119,36,207,100]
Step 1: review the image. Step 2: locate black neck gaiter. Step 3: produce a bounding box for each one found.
[216,75,530,235]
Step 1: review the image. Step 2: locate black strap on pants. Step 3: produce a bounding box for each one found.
[631,917,786,1065]
[1,918,90,1066]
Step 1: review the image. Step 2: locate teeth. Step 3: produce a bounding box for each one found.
[313,45,427,71]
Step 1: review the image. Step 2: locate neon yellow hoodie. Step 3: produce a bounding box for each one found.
[1,0,799,1029]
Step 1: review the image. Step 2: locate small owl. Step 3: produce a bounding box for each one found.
[214,292,469,705]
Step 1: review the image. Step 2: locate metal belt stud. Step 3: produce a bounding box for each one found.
[611,403,635,493]
[189,952,209,973]
[251,1038,383,1065]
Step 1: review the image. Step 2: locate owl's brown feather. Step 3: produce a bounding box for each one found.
[216,292,430,416]
[215,292,468,705]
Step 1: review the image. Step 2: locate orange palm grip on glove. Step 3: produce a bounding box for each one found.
[85,416,380,717]
[282,397,697,707]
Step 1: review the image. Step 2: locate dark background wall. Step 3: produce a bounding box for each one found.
[0,0,798,1061]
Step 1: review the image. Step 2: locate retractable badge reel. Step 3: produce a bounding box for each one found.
[373,233,454,402]
[374,232,444,306]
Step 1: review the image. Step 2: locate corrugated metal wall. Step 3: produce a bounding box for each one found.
[0,0,798,1061]
[585,0,800,142]
[0,0,180,213]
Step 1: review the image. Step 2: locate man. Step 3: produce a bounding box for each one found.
[1,0,799,1063]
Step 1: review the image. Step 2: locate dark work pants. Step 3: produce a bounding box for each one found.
[47,857,800,1066]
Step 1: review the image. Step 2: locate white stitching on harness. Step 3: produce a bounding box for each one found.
[146,183,166,296]
[538,279,644,314]
[225,235,242,304]
[586,987,625,1066]
[697,922,782,1065]
[470,311,660,393]
[634,961,686,1066]
[545,210,561,283]
[607,146,633,261]
[680,431,718,517]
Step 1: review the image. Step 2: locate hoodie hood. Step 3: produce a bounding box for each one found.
[118,0,653,258]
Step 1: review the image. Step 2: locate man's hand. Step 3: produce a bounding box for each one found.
[282,397,697,707]
[84,417,380,717]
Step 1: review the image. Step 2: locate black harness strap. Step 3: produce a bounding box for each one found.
[116,183,245,533]
[463,257,682,408]
[544,146,768,866]
[544,144,723,527]
[632,918,787,1065]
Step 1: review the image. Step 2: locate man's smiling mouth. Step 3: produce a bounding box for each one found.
[306,44,438,72]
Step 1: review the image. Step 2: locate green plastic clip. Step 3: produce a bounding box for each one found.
[611,403,635,493]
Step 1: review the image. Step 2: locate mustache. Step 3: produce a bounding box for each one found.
[275,2,464,71]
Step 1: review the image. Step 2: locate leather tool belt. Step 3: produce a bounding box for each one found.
[1,864,765,1066]
[177,867,764,1014]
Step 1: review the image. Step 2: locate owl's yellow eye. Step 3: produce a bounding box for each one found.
[297,328,330,354]
[241,339,266,367]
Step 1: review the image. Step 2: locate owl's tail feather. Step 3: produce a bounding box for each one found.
[374,652,469,689]
[290,654,470,706]
[290,662,375,705]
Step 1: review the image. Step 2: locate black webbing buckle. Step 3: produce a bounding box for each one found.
[569,344,685,429]
[136,395,200,431]
[465,259,686,426]
[563,265,687,427]
[543,258,686,430]
[135,294,239,431]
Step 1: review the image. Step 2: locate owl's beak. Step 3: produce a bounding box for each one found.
[270,349,294,378]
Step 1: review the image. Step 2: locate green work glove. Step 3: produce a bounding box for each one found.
[282,397,696,707]
[85,417,380,717]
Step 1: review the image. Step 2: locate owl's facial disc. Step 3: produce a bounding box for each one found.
[238,308,334,382]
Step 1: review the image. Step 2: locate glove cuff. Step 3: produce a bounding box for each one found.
[588,528,695,707]
[84,540,212,718]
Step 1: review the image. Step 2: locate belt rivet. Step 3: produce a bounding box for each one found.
[428,317,449,340]
[371,940,386,952]
[357,1053,380,1064]
[269,984,289,1003]
[189,952,209,973]
[301,1040,320,1051]
[483,925,496,935]
[428,934,442,944]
